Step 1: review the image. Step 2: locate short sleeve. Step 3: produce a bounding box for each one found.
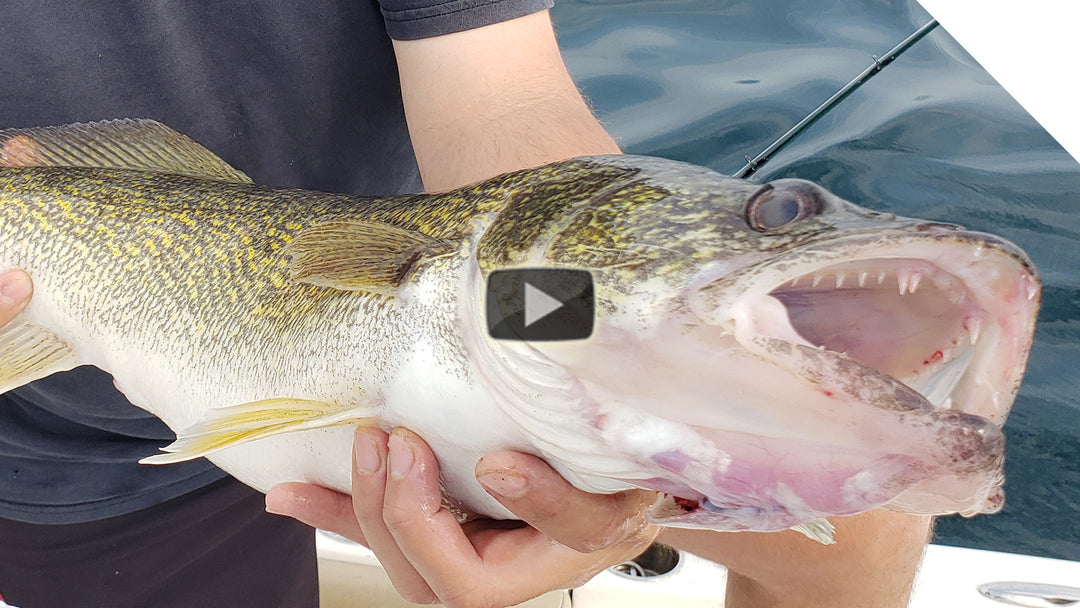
[377,0,555,40]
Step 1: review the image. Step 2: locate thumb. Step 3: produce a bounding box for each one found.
[0,271,32,326]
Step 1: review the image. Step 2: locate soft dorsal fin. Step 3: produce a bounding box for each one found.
[0,119,252,183]
[287,221,453,294]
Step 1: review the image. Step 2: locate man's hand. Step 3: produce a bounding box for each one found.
[266,427,659,608]
[0,270,32,326]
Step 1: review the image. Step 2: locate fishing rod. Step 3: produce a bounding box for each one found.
[735,18,940,179]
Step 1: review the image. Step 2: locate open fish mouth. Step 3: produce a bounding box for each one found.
[657,228,1040,526]
[704,229,1039,422]
[765,258,1007,417]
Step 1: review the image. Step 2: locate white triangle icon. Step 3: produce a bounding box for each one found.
[524,282,565,327]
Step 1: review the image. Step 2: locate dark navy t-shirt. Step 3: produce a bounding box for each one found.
[0,0,551,524]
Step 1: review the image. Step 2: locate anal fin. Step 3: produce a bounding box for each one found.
[0,321,80,393]
[140,398,378,465]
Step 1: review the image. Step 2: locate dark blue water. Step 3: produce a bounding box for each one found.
[553,0,1080,560]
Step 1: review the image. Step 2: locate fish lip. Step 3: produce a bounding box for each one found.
[692,227,1039,423]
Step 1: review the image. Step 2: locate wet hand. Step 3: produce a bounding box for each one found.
[267,426,660,608]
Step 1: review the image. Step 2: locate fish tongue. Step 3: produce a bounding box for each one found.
[732,295,931,411]
[750,333,935,414]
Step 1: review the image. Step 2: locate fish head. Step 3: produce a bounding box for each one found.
[473,155,1039,532]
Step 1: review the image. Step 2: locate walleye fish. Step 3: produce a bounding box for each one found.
[0,120,1039,542]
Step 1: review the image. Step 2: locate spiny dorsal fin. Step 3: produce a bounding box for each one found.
[288,221,453,294]
[0,321,81,393]
[140,398,378,465]
[0,119,252,183]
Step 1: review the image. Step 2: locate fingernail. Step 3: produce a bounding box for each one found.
[0,273,31,307]
[264,489,304,515]
[387,429,414,479]
[264,496,284,515]
[354,432,381,475]
[477,469,529,499]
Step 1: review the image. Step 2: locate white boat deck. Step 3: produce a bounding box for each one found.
[317,532,1080,607]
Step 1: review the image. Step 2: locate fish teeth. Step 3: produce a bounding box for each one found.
[1024,276,1038,301]
[964,315,983,345]
[812,274,824,288]
[908,272,923,294]
[790,277,801,288]
[835,273,846,288]
[858,271,869,287]
[898,269,912,295]
[877,271,887,285]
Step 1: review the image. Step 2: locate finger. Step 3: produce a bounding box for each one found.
[476,451,658,553]
[397,497,633,605]
[381,428,497,605]
[0,271,32,326]
[264,482,366,544]
[462,524,642,594]
[350,426,438,605]
[383,433,659,608]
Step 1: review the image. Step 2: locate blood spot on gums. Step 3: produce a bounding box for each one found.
[673,496,698,512]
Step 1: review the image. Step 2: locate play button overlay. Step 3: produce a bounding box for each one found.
[486,268,594,341]
[524,283,564,327]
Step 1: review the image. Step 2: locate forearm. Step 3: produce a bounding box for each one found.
[660,511,933,608]
[391,10,620,192]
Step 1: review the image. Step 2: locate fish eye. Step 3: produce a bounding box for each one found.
[745,184,819,231]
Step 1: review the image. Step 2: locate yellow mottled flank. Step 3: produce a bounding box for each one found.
[0,158,570,385]
[0,155,829,361]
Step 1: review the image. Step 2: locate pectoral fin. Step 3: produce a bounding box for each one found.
[140,398,378,465]
[0,119,253,183]
[0,321,80,393]
[287,221,452,294]
[790,518,836,545]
